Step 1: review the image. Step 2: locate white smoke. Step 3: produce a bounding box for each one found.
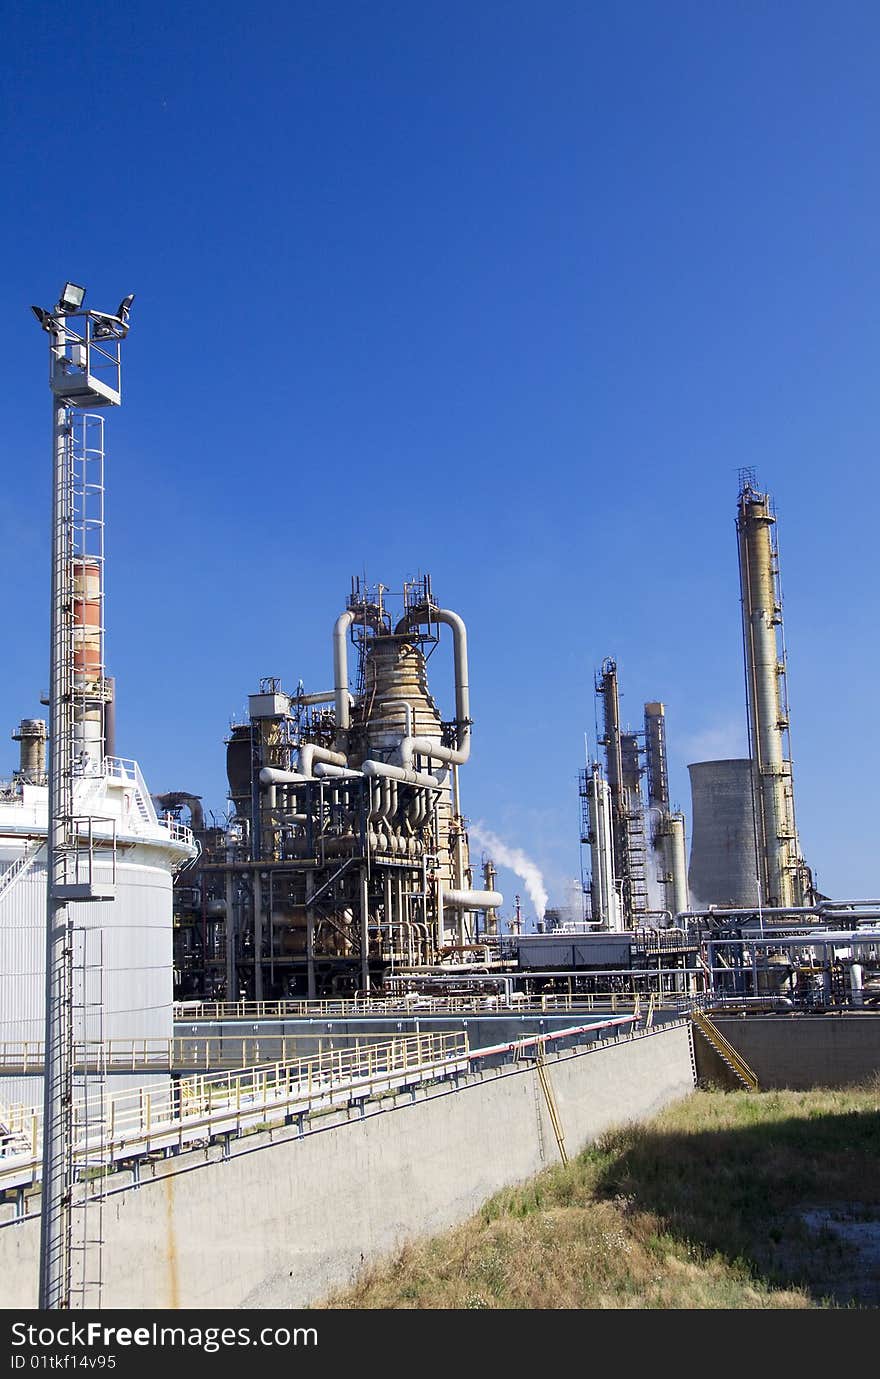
[470,823,548,921]
[680,715,747,763]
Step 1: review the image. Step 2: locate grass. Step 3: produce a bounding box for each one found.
[315,1082,880,1309]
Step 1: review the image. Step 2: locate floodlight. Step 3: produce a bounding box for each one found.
[31,305,56,331]
[91,294,134,341]
[57,282,86,313]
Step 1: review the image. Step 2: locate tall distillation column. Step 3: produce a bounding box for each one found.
[596,659,649,925]
[580,760,622,930]
[644,702,688,917]
[736,475,810,907]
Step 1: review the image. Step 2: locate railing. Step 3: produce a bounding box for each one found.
[0,1031,470,1192]
[0,839,45,905]
[162,819,195,847]
[0,1013,667,1200]
[632,926,694,953]
[172,991,664,1021]
[0,1030,464,1074]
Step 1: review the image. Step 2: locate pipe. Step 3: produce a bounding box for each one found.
[677,906,820,919]
[103,677,116,759]
[298,743,347,778]
[821,900,880,909]
[442,889,504,909]
[259,767,307,787]
[379,699,413,740]
[333,611,356,744]
[313,762,363,779]
[361,759,440,789]
[394,606,471,769]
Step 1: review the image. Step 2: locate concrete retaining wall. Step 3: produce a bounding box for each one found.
[0,1022,695,1309]
[695,1013,880,1090]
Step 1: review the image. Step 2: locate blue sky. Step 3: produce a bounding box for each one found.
[3,2,879,919]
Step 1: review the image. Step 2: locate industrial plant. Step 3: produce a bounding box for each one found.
[167,576,502,1000]
[0,289,877,1312]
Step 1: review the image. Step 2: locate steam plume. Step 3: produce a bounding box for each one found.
[470,823,548,921]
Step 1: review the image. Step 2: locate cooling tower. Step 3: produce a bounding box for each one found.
[687,759,759,908]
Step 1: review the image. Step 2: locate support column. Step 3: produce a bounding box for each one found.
[224,871,236,999]
[305,871,315,1001]
[359,867,370,995]
[253,870,263,1000]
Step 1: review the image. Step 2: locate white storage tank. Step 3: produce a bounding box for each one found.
[0,757,196,1107]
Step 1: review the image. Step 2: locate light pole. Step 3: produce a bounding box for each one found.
[32,283,133,1310]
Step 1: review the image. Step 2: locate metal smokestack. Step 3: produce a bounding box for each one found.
[643,702,669,811]
[12,718,47,781]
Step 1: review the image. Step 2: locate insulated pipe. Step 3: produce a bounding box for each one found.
[379,699,413,740]
[313,762,363,779]
[333,610,356,742]
[442,889,504,909]
[394,607,471,768]
[821,900,880,909]
[259,767,307,786]
[298,743,348,778]
[361,759,440,789]
[259,766,307,813]
[676,906,820,920]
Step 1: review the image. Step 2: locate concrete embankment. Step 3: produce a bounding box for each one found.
[0,1021,695,1309]
[694,1012,880,1090]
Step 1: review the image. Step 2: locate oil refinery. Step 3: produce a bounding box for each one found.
[0,287,877,1312]
[167,576,502,1001]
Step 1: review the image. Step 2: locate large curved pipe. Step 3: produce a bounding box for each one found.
[333,601,386,748]
[298,743,348,778]
[394,606,471,768]
[361,759,440,789]
[333,611,356,740]
[259,768,307,787]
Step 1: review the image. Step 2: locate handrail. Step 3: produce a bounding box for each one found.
[172,992,677,1021]
[0,1015,656,1195]
[0,1030,466,1073]
[0,1030,470,1190]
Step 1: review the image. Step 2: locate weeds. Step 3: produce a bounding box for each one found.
[315,1083,880,1309]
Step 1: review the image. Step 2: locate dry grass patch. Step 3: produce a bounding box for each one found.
[316,1083,880,1309]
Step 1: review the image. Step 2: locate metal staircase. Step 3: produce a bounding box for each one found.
[0,839,45,907]
[691,1010,759,1090]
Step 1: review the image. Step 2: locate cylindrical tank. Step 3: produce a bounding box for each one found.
[687,759,759,908]
[665,811,689,916]
[12,718,47,781]
[587,767,622,931]
[0,771,196,1106]
[226,723,252,820]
